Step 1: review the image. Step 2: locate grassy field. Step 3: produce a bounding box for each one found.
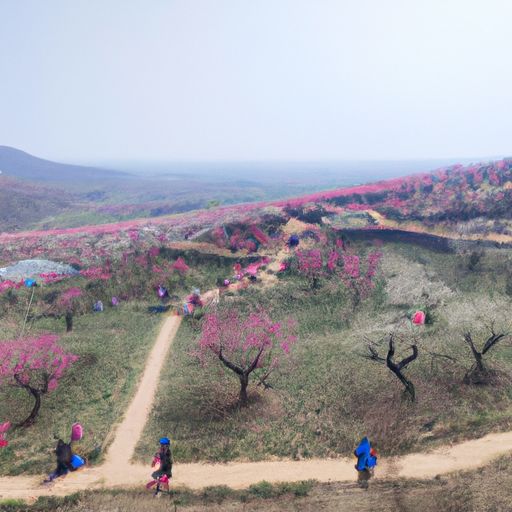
[0,248,237,476]
[135,242,512,463]
[0,305,162,476]
[2,455,512,511]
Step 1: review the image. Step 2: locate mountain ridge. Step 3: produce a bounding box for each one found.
[0,146,129,182]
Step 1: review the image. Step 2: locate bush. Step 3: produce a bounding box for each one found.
[276,480,315,497]
[248,481,276,499]
[0,500,25,512]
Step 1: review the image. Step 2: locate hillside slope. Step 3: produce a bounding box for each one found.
[0,175,73,231]
[275,158,512,240]
[2,154,512,239]
[0,146,128,182]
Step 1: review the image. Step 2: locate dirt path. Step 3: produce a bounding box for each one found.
[3,429,512,500]
[101,315,182,473]
[2,293,512,502]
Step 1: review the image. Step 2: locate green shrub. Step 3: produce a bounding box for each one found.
[0,499,26,512]
[248,481,276,499]
[276,480,316,497]
[201,485,234,503]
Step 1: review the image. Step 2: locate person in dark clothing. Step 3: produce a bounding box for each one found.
[146,437,173,495]
[287,234,300,248]
[44,439,73,483]
[151,438,173,480]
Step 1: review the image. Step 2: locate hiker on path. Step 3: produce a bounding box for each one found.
[151,437,173,480]
[146,437,173,494]
[354,437,377,489]
[44,439,73,483]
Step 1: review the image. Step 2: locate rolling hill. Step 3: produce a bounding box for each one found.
[0,146,128,183]
[2,149,511,242]
[0,175,73,231]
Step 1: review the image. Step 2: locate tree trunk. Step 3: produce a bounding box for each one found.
[239,373,249,406]
[65,311,73,332]
[17,386,42,428]
[386,337,418,402]
[394,371,416,402]
[474,351,485,373]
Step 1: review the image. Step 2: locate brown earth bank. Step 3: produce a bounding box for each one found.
[339,227,512,252]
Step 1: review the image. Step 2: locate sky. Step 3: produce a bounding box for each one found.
[0,0,511,163]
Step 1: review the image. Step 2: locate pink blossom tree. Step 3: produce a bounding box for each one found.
[0,334,78,427]
[296,249,324,288]
[340,250,382,308]
[57,287,83,332]
[197,309,297,406]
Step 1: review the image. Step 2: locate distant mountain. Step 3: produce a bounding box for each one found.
[0,146,129,182]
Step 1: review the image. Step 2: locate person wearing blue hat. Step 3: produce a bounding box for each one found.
[151,437,173,481]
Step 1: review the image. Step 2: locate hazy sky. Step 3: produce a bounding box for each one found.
[0,0,511,162]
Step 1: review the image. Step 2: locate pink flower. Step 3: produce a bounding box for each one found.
[327,250,339,271]
[172,257,190,274]
[412,311,426,325]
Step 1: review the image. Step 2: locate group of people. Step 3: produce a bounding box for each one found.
[43,433,376,493]
[43,433,172,494]
[145,436,377,493]
[144,436,377,493]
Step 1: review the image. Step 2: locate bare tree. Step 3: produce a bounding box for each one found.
[462,327,509,384]
[365,335,418,401]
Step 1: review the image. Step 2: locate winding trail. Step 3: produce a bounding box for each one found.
[2,298,512,502]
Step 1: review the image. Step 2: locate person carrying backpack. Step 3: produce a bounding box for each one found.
[43,424,85,484]
[354,437,377,489]
[44,439,73,482]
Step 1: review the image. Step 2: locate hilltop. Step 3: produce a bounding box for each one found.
[0,146,127,183]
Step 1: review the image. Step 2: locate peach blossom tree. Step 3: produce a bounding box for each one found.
[0,334,78,427]
[197,309,297,406]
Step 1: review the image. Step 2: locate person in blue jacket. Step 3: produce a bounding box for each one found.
[354,437,377,489]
